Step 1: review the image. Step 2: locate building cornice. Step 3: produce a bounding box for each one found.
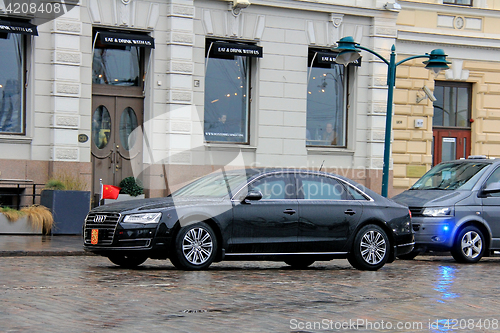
[249,0,386,17]
[398,29,500,50]
[399,0,500,18]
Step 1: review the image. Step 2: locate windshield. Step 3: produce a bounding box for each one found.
[171,171,250,198]
[411,162,490,190]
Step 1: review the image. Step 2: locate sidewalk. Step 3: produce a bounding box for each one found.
[0,235,88,257]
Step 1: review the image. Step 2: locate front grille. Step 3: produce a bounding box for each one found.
[84,212,121,245]
[409,207,424,217]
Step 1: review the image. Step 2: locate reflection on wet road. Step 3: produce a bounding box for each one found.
[1,256,499,332]
[434,266,459,303]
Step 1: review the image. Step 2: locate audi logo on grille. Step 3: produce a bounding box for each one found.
[94,215,106,223]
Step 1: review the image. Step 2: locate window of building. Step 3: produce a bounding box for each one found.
[443,0,472,5]
[92,31,150,87]
[0,33,25,134]
[306,49,348,147]
[433,81,472,128]
[204,40,261,144]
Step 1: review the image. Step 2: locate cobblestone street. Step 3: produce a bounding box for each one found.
[1,255,500,332]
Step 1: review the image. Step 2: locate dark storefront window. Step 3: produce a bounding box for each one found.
[92,31,146,87]
[204,40,261,144]
[0,34,24,134]
[306,49,348,147]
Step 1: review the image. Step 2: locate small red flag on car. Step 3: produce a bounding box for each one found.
[101,184,121,200]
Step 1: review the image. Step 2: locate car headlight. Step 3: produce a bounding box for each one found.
[422,207,454,217]
[122,213,162,224]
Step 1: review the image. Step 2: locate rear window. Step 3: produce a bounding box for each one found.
[411,162,490,190]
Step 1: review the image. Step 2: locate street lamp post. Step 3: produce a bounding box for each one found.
[334,36,450,197]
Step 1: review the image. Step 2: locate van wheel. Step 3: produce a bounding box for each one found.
[451,226,485,263]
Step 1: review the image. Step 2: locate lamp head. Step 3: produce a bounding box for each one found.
[333,36,361,65]
[423,49,451,75]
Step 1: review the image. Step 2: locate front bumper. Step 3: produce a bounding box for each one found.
[83,211,171,258]
[411,216,455,251]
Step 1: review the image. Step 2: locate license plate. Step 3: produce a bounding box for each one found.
[91,229,99,245]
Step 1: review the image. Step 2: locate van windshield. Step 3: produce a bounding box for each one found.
[410,162,490,190]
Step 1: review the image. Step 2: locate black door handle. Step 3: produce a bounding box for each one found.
[283,209,296,215]
[344,209,356,216]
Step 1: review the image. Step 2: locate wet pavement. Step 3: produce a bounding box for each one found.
[0,235,85,256]
[1,245,500,332]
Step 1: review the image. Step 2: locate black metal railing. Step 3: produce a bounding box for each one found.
[0,179,46,209]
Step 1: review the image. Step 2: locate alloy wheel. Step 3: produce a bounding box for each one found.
[182,227,214,265]
[360,230,387,265]
[460,230,482,259]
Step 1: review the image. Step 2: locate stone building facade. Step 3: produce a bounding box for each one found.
[1,0,499,206]
[392,0,500,194]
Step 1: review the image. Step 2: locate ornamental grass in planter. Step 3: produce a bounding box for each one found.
[22,205,54,234]
[0,206,26,221]
[45,172,88,191]
[0,205,53,235]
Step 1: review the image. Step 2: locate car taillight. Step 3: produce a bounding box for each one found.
[409,209,412,219]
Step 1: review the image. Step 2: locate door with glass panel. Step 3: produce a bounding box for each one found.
[91,96,143,198]
[433,129,471,165]
[432,81,472,165]
[91,29,147,202]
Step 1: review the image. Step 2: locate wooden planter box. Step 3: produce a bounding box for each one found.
[0,215,42,234]
[41,190,91,235]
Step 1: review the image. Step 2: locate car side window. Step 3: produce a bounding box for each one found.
[247,175,290,200]
[297,174,346,200]
[345,185,369,200]
[484,167,500,197]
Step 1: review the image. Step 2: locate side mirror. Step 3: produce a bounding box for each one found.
[482,182,500,195]
[243,190,263,202]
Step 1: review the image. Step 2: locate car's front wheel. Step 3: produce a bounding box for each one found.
[451,226,485,263]
[170,222,217,270]
[107,254,148,268]
[347,224,389,271]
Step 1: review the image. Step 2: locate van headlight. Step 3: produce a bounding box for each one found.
[122,213,162,224]
[422,207,454,217]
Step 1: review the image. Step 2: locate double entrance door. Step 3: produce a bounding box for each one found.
[433,128,471,166]
[91,93,143,202]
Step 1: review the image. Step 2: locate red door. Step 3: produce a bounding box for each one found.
[433,128,471,166]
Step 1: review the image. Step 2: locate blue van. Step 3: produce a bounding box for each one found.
[393,157,500,263]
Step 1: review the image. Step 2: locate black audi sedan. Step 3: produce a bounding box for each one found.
[84,169,413,271]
